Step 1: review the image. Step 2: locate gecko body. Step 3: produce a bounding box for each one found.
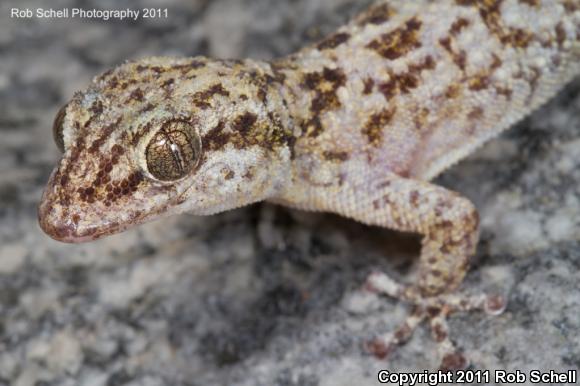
[39,0,580,368]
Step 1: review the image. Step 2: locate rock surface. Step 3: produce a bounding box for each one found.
[1,0,579,385]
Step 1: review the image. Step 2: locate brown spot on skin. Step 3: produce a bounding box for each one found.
[97,68,114,80]
[162,78,174,89]
[129,88,144,102]
[378,72,419,100]
[408,55,436,74]
[88,118,122,154]
[563,0,579,12]
[322,151,349,162]
[303,67,347,114]
[378,81,397,100]
[495,86,513,99]
[204,121,230,152]
[140,103,155,113]
[362,78,375,94]
[555,22,567,48]
[362,107,396,146]
[490,53,502,70]
[111,144,124,156]
[193,100,210,109]
[459,0,538,49]
[439,36,452,52]
[58,134,85,188]
[224,170,236,180]
[450,18,470,35]
[356,3,393,26]
[232,112,258,135]
[270,66,288,84]
[398,73,419,92]
[445,84,461,99]
[519,0,539,6]
[107,77,119,89]
[439,36,467,71]
[303,117,324,138]
[377,181,391,189]
[453,50,467,71]
[467,106,484,120]
[413,107,430,131]
[257,88,267,103]
[193,83,230,109]
[501,28,535,48]
[317,32,351,50]
[475,0,504,35]
[409,190,419,207]
[89,100,103,115]
[242,70,283,106]
[468,74,490,91]
[224,170,235,180]
[366,17,423,60]
[204,112,293,154]
[524,66,542,97]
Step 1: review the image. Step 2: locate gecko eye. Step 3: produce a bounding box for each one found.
[145,120,202,181]
[52,104,67,153]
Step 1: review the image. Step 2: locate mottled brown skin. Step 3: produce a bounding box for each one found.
[39,0,580,368]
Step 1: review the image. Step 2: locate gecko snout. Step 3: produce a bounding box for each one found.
[38,166,167,243]
[38,187,99,243]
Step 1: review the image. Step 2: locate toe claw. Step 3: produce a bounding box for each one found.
[439,352,468,371]
[484,294,506,315]
[364,338,392,360]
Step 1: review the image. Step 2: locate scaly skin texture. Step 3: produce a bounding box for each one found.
[39,0,580,368]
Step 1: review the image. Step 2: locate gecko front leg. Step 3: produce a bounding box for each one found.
[279,171,506,369]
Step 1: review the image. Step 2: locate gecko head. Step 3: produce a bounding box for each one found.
[39,57,294,243]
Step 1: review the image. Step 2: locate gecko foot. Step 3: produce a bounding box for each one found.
[363,271,506,370]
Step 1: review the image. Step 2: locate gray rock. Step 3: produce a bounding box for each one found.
[1,0,579,385]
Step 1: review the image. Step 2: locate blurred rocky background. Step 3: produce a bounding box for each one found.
[1,0,579,385]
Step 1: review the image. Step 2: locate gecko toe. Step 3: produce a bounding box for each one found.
[362,270,504,368]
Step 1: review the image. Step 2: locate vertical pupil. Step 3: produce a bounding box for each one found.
[168,141,184,174]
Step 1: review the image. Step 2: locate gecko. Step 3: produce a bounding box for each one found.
[38,0,580,369]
